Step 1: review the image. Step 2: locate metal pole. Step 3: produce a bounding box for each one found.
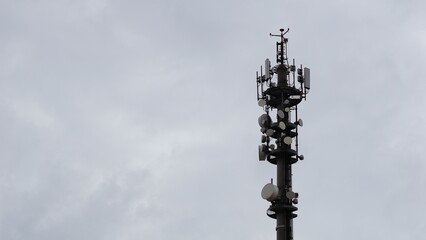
[276,66,291,240]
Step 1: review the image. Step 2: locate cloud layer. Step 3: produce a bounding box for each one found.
[1,0,425,239]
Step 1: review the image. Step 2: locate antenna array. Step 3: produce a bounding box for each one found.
[256,28,311,240]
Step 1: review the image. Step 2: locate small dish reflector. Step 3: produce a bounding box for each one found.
[278,122,286,130]
[277,110,285,118]
[297,119,304,127]
[258,99,267,107]
[266,209,276,218]
[286,190,296,200]
[266,129,274,136]
[284,136,292,145]
[284,107,290,112]
[261,183,280,201]
[258,114,271,128]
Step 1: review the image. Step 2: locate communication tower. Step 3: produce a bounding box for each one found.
[256,28,311,240]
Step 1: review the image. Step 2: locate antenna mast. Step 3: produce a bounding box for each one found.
[256,28,311,240]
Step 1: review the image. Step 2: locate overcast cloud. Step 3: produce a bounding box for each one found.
[1,0,426,239]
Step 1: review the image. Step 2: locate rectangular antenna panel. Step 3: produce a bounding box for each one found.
[304,67,310,89]
[265,59,270,80]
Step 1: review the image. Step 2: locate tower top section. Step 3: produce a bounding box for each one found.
[270,28,290,66]
[256,28,310,109]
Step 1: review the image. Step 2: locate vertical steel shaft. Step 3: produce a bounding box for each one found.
[276,67,292,240]
[276,156,287,240]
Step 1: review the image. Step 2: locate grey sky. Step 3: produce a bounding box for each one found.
[1,0,425,239]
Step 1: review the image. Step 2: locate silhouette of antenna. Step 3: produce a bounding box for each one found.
[256,28,311,240]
